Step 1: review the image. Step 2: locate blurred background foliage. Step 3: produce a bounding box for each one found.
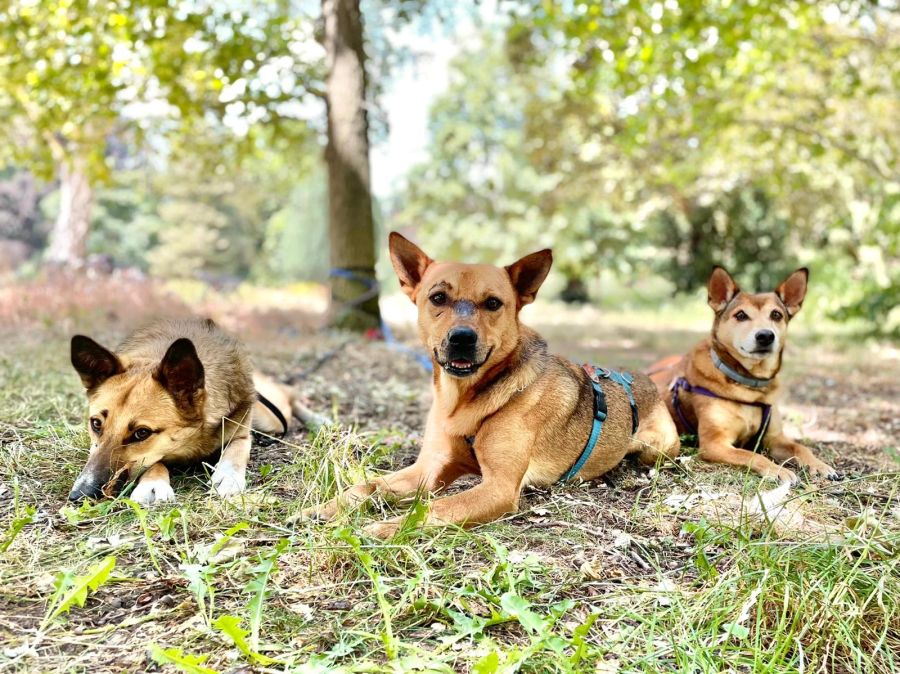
[0,0,897,333]
[400,2,899,331]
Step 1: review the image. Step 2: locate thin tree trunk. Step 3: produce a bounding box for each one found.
[45,154,93,268]
[559,275,589,304]
[322,0,382,331]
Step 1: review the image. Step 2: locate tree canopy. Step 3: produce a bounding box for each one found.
[0,0,319,177]
[397,1,899,327]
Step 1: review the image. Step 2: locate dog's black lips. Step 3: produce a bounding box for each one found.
[435,347,493,378]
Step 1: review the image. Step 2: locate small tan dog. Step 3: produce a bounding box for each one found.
[648,266,838,484]
[307,233,680,537]
[69,318,326,504]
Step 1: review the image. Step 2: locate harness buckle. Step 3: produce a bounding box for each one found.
[592,381,608,421]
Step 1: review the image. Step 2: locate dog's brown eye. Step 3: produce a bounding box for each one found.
[90,417,102,433]
[484,297,503,311]
[132,427,152,442]
[734,310,749,322]
[770,310,783,322]
[430,292,447,306]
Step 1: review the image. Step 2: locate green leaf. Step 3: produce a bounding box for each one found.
[42,556,116,629]
[149,645,219,674]
[499,592,545,634]
[472,650,500,674]
[569,612,599,665]
[721,622,750,640]
[0,505,35,553]
[213,614,277,665]
[245,538,289,650]
[122,498,160,574]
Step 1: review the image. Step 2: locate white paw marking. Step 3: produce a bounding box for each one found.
[211,461,246,497]
[131,478,176,506]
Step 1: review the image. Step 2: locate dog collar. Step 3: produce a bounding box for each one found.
[710,348,773,389]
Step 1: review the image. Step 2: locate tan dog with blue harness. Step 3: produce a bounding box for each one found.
[306,233,681,538]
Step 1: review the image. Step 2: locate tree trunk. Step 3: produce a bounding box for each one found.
[559,276,590,304]
[322,0,382,331]
[45,154,93,268]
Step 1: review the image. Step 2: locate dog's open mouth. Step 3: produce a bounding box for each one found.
[437,349,492,377]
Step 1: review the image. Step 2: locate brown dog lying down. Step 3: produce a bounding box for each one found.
[648,267,838,484]
[306,232,680,538]
[68,318,328,505]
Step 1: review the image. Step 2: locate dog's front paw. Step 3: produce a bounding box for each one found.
[296,500,339,523]
[807,460,841,481]
[131,478,176,506]
[211,461,246,497]
[363,518,402,539]
[769,466,799,485]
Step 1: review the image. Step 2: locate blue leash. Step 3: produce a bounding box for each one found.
[330,268,433,372]
[559,366,638,482]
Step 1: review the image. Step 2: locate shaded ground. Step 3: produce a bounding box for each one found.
[0,277,898,673]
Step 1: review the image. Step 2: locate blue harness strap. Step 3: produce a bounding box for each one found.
[559,365,638,482]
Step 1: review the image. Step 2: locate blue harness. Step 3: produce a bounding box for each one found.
[559,365,639,482]
[464,365,639,483]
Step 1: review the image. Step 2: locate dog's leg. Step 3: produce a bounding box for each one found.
[630,399,681,466]
[769,435,839,479]
[131,463,176,505]
[305,405,476,521]
[764,410,838,479]
[363,421,531,538]
[698,424,798,484]
[211,432,251,497]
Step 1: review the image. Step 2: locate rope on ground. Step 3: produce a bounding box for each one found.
[329,267,433,373]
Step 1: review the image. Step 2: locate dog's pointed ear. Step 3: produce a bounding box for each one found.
[505,249,553,307]
[708,266,740,313]
[389,232,433,302]
[775,267,809,317]
[155,338,205,413]
[71,336,124,391]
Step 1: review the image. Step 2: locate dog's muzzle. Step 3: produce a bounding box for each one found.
[68,463,125,501]
[438,327,490,377]
[750,329,776,354]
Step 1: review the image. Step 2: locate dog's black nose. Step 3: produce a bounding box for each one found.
[68,486,99,502]
[68,478,104,502]
[755,330,775,347]
[448,327,478,348]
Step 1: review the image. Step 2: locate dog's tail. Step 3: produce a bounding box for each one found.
[253,372,333,434]
[644,354,684,378]
[291,398,332,432]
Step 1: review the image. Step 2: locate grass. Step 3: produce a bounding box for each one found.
[1,297,899,673]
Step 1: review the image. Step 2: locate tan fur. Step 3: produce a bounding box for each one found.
[307,233,680,537]
[648,267,837,483]
[68,318,319,503]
